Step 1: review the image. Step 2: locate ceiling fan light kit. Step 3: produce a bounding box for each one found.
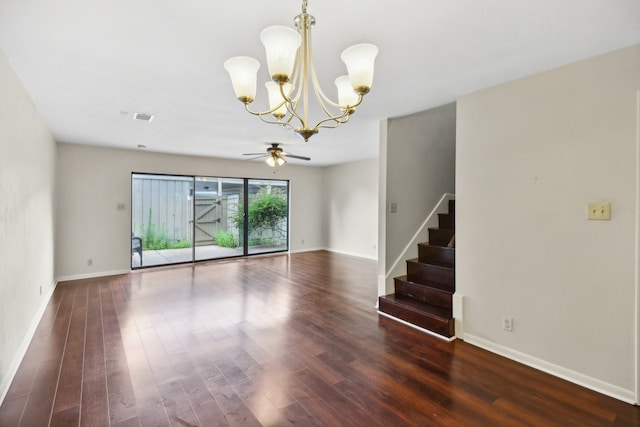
[224,0,378,141]
[266,154,286,168]
[243,143,310,170]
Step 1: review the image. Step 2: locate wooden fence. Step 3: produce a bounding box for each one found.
[132,177,193,243]
[132,176,243,246]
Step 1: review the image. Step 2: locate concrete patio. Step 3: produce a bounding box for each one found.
[131,244,286,268]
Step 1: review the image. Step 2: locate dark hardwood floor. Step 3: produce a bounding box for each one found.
[1,250,638,426]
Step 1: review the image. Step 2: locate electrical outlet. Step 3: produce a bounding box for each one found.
[587,202,610,220]
[87,258,93,266]
[117,203,126,211]
[503,317,513,332]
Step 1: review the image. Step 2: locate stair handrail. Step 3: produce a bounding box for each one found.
[382,192,455,293]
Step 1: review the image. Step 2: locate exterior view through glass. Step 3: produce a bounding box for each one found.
[131,173,289,268]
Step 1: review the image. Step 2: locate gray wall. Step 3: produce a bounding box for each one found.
[380,103,456,292]
[55,144,328,279]
[0,50,57,402]
[324,158,379,260]
[456,44,640,402]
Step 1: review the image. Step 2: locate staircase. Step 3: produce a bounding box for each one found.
[378,199,455,338]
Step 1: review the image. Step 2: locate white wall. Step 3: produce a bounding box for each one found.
[56,144,326,279]
[381,103,456,292]
[0,51,57,402]
[324,158,378,259]
[456,44,640,402]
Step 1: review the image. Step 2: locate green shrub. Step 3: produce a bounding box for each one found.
[142,208,192,250]
[233,186,287,232]
[215,230,238,248]
[248,238,276,246]
[171,240,192,249]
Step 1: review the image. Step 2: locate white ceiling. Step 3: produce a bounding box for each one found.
[1,0,639,166]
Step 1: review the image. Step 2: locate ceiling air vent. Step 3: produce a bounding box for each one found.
[133,112,154,122]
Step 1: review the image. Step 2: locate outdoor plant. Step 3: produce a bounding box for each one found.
[234,186,286,230]
[142,208,191,250]
[214,230,238,248]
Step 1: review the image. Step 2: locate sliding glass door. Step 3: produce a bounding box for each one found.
[247,179,289,255]
[194,177,244,261]
[131,173,288,268]
[131,174,194,268]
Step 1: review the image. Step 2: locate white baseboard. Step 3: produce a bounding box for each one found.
[56,269,131,283]
[326,248,378,260]
[289,246,327,254]
[464,333,637,405]
[377,311,456,342]
[0,279,58,406]
[290,247,378,261]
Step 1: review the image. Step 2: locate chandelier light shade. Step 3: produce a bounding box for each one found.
[266,82,293,119]
[341,44,379,94]
[335,76,359,110]
[260,26,301,82]
[224,0,378,141]
[223,56,261,103]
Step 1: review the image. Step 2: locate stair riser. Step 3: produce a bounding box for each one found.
[407,261,455,292]
[379,298,455,337]
[418,244,455,266]
[428,228,455,247]
[394,278,452,310]
[438,213,455,230]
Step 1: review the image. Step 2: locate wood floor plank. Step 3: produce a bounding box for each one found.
[157,379,200,427]
[293,368,385,427]
[101,283,138,424]
[20,358,61,426]
[50,405,81,427]
[293,348,344,386]
[0,394,27,426]
[81,284,109,427]
[51,286,87,416]
[1,251,639,426]
[205,376,262,427]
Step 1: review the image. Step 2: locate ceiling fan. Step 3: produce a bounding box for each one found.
[243,143,310,168]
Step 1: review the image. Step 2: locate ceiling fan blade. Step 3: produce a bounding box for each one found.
[243,153,267,156]
[243,154,268,161]
[282,153,311,161]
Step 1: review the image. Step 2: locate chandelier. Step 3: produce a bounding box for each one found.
[224,0,378,141]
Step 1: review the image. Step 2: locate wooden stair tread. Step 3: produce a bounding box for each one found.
[394,276,452,310]
[406,260,455,292]
[395,275,453,295]
[418,243,455,266]
[396,274,453,290]
[378,294,455,337]
[428,228,455,247]
[379,294,452,320]
[408,257,454,270]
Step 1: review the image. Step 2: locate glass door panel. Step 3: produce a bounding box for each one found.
[132,174,289,268]
[247,179,289,255]
[131,174,194,268]
[194,177,244,261]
